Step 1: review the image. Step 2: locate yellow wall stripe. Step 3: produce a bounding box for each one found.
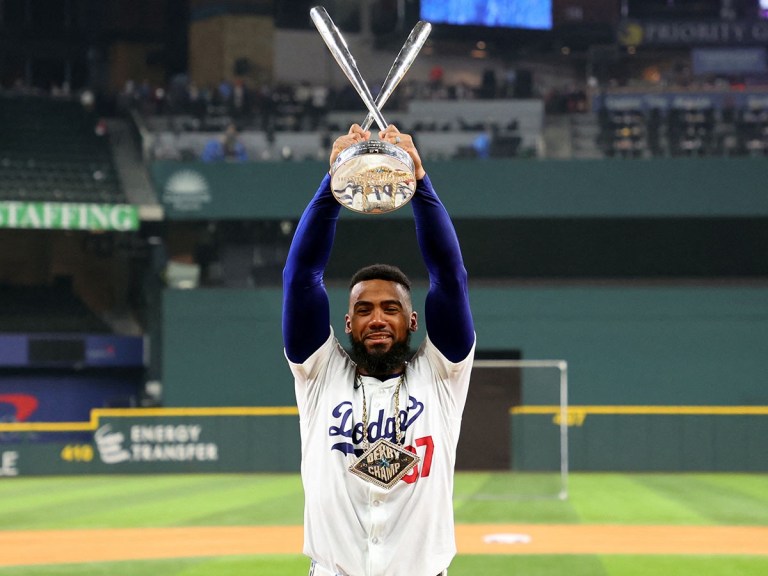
[0,406,299,433]
[2,405,765,433]
[510,405,768,416]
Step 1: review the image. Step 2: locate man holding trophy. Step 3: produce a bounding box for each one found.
[282,8,475,575]
[284,119,475,575]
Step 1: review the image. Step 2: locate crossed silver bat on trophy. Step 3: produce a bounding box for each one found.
[310,6,431,214]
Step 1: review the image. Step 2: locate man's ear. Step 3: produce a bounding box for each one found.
[409,311,418,332]
[344,314,352,333]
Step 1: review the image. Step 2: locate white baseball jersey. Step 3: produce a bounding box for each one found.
[287,328,475,576]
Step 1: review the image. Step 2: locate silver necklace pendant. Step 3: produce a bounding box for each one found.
[349,438,420,489]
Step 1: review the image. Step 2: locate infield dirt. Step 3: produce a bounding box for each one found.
[2,524,768,566]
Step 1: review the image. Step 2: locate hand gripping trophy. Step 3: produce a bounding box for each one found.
[310,6,431,214]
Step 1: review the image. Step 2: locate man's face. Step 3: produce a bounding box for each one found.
[345,279,418,373]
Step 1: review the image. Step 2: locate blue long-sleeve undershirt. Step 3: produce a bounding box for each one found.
[282,173,474,364]
[411,174,475,361]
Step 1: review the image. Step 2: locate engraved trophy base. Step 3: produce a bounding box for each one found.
[331,140,416,214]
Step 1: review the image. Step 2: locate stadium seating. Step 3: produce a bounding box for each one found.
[596,100,768,159]
[0,95,125,203]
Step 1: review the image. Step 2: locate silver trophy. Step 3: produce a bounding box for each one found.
[310,6,431,214]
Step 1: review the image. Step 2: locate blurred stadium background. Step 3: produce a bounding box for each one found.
[0,0,767,573]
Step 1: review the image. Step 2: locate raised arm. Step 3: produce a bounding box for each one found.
[282,125,371,363]
[411,175,474,361]
[282,174,339,363]
[379,126,474,361]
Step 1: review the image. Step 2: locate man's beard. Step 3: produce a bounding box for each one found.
[348,333,413,378]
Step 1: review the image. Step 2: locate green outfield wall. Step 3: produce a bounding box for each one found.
[151,158,768,219]
[162,285,768,407]
[123,283,768,474]
[1,406,766,475]
[511,406,768,472]
[0,408,300,476]
[153,158,768,279]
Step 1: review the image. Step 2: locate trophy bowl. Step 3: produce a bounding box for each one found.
[311,6,430,214]
[330,140,416,214]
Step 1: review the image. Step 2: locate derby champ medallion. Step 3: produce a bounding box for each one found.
[350,372,418,489]
[349,438,419,489]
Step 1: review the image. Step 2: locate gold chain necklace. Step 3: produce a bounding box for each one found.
[348,370,420,489]
[358,371,404,449]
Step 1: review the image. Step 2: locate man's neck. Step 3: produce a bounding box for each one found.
[358,367,405,381]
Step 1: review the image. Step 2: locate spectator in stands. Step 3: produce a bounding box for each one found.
[472,123,497,158]
[217,78,234,105]
[201,123,248,163]
[188,82,207,119]
[230,79,251,120]
[472,131,491,158]
[480,68,498,99]
[309,84,330,130]
[428,64,445,98]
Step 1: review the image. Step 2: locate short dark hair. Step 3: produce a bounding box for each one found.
[349,264,411,292]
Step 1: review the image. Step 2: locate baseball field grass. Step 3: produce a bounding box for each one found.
[1,472,767,575]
